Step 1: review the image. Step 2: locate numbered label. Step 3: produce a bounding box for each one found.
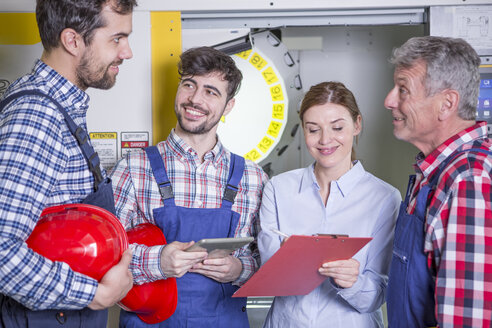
[270,85,284,101]
[236,50,252,60]
[272,104,285,120]
[250,52,268,71]
[267,121,282,138]
[245,149,262,161]
[258,136,274,153]
[262,67,279,85]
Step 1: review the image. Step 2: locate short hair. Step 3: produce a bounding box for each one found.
[390,36,480,120]
[36,0,137,52]
[299,81,362,161]
[178,47,243,101]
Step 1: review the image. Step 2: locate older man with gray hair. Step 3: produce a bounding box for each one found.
[384,36,491,328]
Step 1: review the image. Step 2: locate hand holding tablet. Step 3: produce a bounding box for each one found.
[185,237,254,259]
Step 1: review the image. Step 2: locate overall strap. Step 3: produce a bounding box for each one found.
[144,146,175,206]
[221,153,245,210]
[415,184,433,219]
[415,147,492,219]
[403,175,416,204]
[0,90,104,190]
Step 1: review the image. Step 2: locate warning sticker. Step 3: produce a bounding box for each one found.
[89,132,118,170]
[121,131,149,157]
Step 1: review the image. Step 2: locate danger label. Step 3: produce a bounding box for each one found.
[121,131,150,157]
[121,141,148,148]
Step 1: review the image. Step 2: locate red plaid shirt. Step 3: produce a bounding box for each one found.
[407,121,492,327]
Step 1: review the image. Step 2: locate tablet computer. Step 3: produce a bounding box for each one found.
[185,236,254,259]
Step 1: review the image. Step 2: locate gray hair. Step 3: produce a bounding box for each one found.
[390,36,480,120]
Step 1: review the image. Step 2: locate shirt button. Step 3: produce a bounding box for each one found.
[194,200,203,207]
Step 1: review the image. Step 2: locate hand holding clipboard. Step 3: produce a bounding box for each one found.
[232,234,371,297]
[269,229,360,288]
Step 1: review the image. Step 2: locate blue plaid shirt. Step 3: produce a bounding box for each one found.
[0,60,102,310]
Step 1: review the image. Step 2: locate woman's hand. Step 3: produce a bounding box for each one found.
[318,258,359,288]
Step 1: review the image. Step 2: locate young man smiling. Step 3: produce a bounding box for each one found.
[111,46,268,327]
[0,0,137,327]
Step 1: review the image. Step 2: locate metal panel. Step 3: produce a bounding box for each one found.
[2,0,492,12]
[138,0,492,12]
[181,9,426,29]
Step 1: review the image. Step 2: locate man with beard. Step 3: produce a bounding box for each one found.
[110,46,268,327]
[0,0,136,327]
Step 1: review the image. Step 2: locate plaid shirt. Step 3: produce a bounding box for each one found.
[0,60,103,310]
[110,130,268,286]
[407,121,492,327]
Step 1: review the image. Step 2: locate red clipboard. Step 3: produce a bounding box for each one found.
[232,235,371,297]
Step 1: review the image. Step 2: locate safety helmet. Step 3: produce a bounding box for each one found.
[27,204,177,324]
[26,203,129,281]
[118,223,178,324]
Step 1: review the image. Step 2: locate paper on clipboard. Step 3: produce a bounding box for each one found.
[232,235,371,297]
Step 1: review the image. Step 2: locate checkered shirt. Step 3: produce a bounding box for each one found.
[110,130,268,286]
[408,121,492,327]
[0,60,105,310]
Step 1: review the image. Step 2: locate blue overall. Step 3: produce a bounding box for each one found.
[120,146,250,328]
[0,90,115,328]
[386,148,492,328]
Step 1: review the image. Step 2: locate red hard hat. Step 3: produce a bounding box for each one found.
[118,223,178,324]
[26,203,128,281]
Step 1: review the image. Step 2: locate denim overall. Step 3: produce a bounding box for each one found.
[120,146,249,328]
[0,90,116,328]
[386,148,492,328]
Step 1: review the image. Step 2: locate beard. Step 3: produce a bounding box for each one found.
[76,50,119,90]
[175,102,223,135]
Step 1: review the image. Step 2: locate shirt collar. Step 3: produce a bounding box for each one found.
[414,121,488,178]
[34,59,90,114]
[166,129,226,166]
[299,160,366,197]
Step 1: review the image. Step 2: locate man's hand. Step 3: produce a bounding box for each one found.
[189,255,242,283]
[160,241,207,278]
[318,258,359,288]
[88,249,133,310]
